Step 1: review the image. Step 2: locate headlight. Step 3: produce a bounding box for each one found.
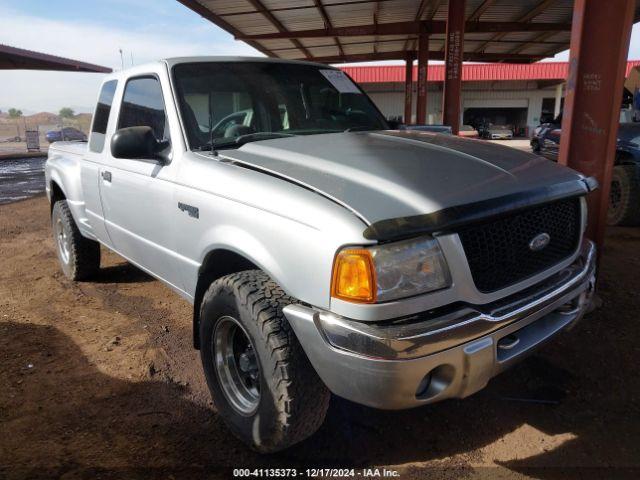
[331,236,451,303]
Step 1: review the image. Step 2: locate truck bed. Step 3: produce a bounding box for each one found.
[48,141,87,157]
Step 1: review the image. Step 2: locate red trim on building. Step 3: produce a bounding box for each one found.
[340,60,640,83]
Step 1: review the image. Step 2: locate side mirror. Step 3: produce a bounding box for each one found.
[110,126,169,162]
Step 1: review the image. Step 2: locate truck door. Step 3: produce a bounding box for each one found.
[80,79,118,245]
[99,74,185,293]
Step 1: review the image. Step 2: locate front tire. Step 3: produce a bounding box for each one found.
[51,200,100,280]
[608,165,640,226]
[199,270,330,452]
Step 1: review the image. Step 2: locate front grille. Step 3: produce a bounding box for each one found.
[458,197,582,293]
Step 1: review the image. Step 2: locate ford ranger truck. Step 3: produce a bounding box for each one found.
[46,57,597,452]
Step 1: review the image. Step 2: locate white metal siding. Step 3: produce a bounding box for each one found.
[463,98,529,108]
[363,85,558,131]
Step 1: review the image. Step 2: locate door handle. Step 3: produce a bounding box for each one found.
[101,170,112,182]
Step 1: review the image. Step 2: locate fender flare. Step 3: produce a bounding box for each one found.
[191,226,292,349]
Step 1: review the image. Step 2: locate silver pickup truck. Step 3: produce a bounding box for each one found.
[46,57,597,452]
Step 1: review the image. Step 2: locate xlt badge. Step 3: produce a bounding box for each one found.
[178,202,199,219]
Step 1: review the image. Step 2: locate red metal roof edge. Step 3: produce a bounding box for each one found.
[339,60,640,83]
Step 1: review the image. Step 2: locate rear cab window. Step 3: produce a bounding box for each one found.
[89,80,117,153]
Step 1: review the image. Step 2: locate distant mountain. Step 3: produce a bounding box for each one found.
[26,112,61,124]
[68,106,94,115]
[0,107,92,116]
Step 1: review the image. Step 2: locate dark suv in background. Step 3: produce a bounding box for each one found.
[532,112,640,225]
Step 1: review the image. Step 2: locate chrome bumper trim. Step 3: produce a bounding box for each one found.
[319,241,595,360]
[284,240,596,410]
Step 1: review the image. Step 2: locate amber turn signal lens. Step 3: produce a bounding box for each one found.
[331,249,376,303]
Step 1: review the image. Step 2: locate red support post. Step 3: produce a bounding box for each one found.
[404,53,414,124]
[443,0,465,134]
[558,0,634,252]
[416,33,429,125]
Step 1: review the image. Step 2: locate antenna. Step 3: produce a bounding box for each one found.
[119,48,124,70]
[208,91,216,154]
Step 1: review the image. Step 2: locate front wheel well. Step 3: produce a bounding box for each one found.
[50,181,66,214]
[192,249,259,349]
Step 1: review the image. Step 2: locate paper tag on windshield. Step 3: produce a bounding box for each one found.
[319,69,361,94]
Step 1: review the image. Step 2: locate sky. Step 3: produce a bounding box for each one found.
[2,0,640,114]
[0,0,260,113]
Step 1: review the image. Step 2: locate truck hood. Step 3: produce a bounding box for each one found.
[221,131,589,240]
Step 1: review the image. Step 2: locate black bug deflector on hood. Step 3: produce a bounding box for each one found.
[363,177,598,241]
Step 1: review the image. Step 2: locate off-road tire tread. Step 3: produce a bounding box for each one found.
[609,165,640,226]
[201,270,330,452]
[52,200,100,280]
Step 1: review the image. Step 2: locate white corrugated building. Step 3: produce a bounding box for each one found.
[340,61,640,135]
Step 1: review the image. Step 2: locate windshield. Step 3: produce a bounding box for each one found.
[172,62,388,150]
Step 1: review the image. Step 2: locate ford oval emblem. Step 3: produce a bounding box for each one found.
[529,232,551,251]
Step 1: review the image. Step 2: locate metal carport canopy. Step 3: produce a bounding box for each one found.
[0,44,112,72]
[176,0,640,64]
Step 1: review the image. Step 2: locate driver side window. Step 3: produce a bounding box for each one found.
[118,76,169,141]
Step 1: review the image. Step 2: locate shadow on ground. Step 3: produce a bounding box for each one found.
[1,195,639,479]
[91,262,155,284]
[2,292,639,480]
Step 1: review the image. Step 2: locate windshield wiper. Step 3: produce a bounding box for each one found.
[343,125,377,132]
[212,132,296,150]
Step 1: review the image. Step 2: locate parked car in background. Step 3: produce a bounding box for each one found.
[399,124,453,134]
[531,121,561,159]
[46,127,87,143]
[480,123,514,140]
[458,124,479,138]
[532,116,640,225]
[387,116,453,135]
[46,57,597,452]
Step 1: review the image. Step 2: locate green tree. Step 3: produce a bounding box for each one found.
[8,108,22,118]
[59,107,75,119]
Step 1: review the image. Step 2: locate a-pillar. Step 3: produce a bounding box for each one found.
[442,0,465,134]
[558,0,634,252]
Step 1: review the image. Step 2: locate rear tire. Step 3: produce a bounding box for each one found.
[51,200,100,280]
[199,270,330,453]
[608,165,640,226]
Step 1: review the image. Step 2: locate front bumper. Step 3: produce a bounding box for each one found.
[284,241,596,410]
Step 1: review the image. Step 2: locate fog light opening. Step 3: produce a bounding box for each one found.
[416,373,432,398]
[416,364,455,400]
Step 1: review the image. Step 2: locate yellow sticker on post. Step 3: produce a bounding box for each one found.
[319,69,361,94]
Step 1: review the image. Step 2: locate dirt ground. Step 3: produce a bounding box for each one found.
[1,195,639,480]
